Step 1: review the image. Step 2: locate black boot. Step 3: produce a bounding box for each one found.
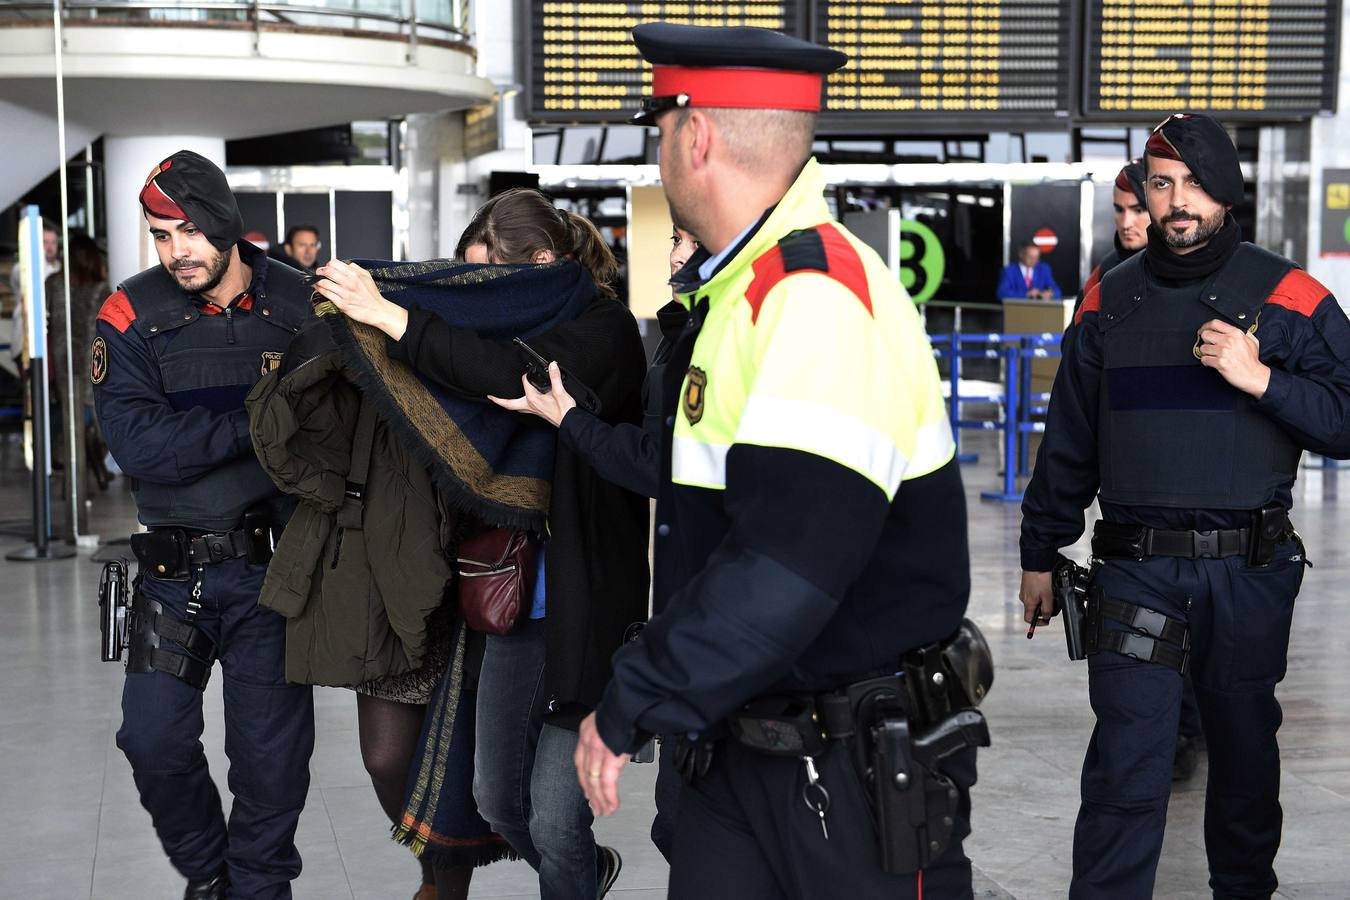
[183,870,229,900]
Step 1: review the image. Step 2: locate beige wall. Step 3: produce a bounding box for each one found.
[628,185,676,319]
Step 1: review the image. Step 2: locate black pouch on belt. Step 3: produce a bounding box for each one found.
[240,506,275,565]
[728,695,828,758]
[129,530,190,580]
[1248,504,1290,567]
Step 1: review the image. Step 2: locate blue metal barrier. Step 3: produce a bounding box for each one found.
[931,332,1062,502]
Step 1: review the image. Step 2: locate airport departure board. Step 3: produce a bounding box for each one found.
[528,1,805,122]
[527,0,1339,124]
[1084,0,1340,118]
[817,0,1073,119]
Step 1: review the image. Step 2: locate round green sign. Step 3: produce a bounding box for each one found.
[897,219,946,304]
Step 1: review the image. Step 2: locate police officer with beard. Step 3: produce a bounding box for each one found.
[93,151,314,900]
[1021,114,1350,897]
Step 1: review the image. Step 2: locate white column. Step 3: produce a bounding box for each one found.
[103,135,226,284]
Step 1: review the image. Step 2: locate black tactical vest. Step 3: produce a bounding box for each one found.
[1096,244,1302,510]
[119,254,310,530]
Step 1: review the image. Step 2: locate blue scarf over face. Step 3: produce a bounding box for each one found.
[326,258,596,533]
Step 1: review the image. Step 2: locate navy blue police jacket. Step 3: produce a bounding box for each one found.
[1022,244,1350,572]
[92,241,310,532]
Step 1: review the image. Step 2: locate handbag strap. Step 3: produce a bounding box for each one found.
[337,396,378,530]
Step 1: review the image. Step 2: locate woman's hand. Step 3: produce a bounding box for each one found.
[489,362,578,428]
[312,259,409,341]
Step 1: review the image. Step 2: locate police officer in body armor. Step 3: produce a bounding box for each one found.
[1080,158,1149,303]
[93,151,315,899]
[1021,114,1350,897]
[573,24,990,899]
[1080,157,1208,782]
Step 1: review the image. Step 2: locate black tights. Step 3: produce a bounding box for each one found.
[356,693,473,900]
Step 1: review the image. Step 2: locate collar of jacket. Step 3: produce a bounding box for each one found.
[674,157,831,308]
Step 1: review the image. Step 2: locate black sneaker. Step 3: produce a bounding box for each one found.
[596,845,622,899]
[183,870,229,900]
[1173,734,1200,782]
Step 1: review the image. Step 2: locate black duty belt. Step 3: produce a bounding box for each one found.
[182,528,255,565]
[132,517,273,579]
[1093,520,1249,560]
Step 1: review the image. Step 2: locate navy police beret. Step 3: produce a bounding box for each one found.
[1144,114,1243,206]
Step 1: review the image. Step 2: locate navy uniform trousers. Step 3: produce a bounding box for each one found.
[1071,543,1305,899]
[668,740,977,899]
[116,556,314,899]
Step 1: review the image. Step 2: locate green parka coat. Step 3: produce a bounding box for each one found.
[246,329,452,687]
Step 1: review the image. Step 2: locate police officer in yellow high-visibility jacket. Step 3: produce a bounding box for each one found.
[571,24,979,899]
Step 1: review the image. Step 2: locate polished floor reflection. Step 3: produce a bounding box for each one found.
[1,431,1347,898]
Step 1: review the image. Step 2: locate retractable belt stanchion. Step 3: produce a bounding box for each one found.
[932,330,1060,500]
[980,340,1023,502]
[8,206,76,561]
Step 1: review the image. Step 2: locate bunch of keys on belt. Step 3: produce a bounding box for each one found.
[801,755,831,840]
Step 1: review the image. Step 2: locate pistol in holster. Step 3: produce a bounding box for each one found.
[1052,554,1092,661]
[853,621,994,874]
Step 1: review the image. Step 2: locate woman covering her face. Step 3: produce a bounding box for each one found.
[266,189,650,900]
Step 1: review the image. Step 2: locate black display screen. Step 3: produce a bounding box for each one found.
[1083,0,1340,118]
[527,0,805,122]
[818,0,1073,121]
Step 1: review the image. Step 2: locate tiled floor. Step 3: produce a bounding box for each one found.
[2,430,1349,898]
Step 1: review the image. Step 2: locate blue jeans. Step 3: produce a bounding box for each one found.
[117,558,315,900]
[473,618,597,900]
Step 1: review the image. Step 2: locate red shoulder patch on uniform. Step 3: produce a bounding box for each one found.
[1081,264,1102,300]
[1265,269,1329,318]
[1072,284,1102,326]
[96,290,136,334]
[743,223,873,325]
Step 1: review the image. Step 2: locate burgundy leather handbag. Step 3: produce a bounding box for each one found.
[456,527,538,635]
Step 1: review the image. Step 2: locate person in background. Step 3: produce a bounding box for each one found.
[1080,159,1149,304]
[1075,158,1206,783]
[282,225,322,272]
[9,218,61,370]
[48,232,113,528]
[998,240,1062,300]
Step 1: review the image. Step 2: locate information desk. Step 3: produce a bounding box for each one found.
[1002,296,1072,395]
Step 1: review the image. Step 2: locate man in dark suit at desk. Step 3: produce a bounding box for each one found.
[998,241,1062,300]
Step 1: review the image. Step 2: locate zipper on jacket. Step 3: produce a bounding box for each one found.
[225,307,236,345]
[330,527,344,569]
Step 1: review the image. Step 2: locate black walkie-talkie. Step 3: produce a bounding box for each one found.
[511,337,603,414]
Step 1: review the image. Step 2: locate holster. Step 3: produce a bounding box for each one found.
[1084,587,1191,675]
[1052,555,1091,661]
[867,707,989,874]
[1249,503,1293,567]
[125,588,217,690]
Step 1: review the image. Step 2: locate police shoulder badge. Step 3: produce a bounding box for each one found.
[260,351,283,376]
[91,336,108,385]
[683,366,707,425]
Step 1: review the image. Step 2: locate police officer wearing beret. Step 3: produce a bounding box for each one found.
[93,151,314,900]
[1081,159,1149,302]
[1021,114,1350,897]
[571,24,989,898]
